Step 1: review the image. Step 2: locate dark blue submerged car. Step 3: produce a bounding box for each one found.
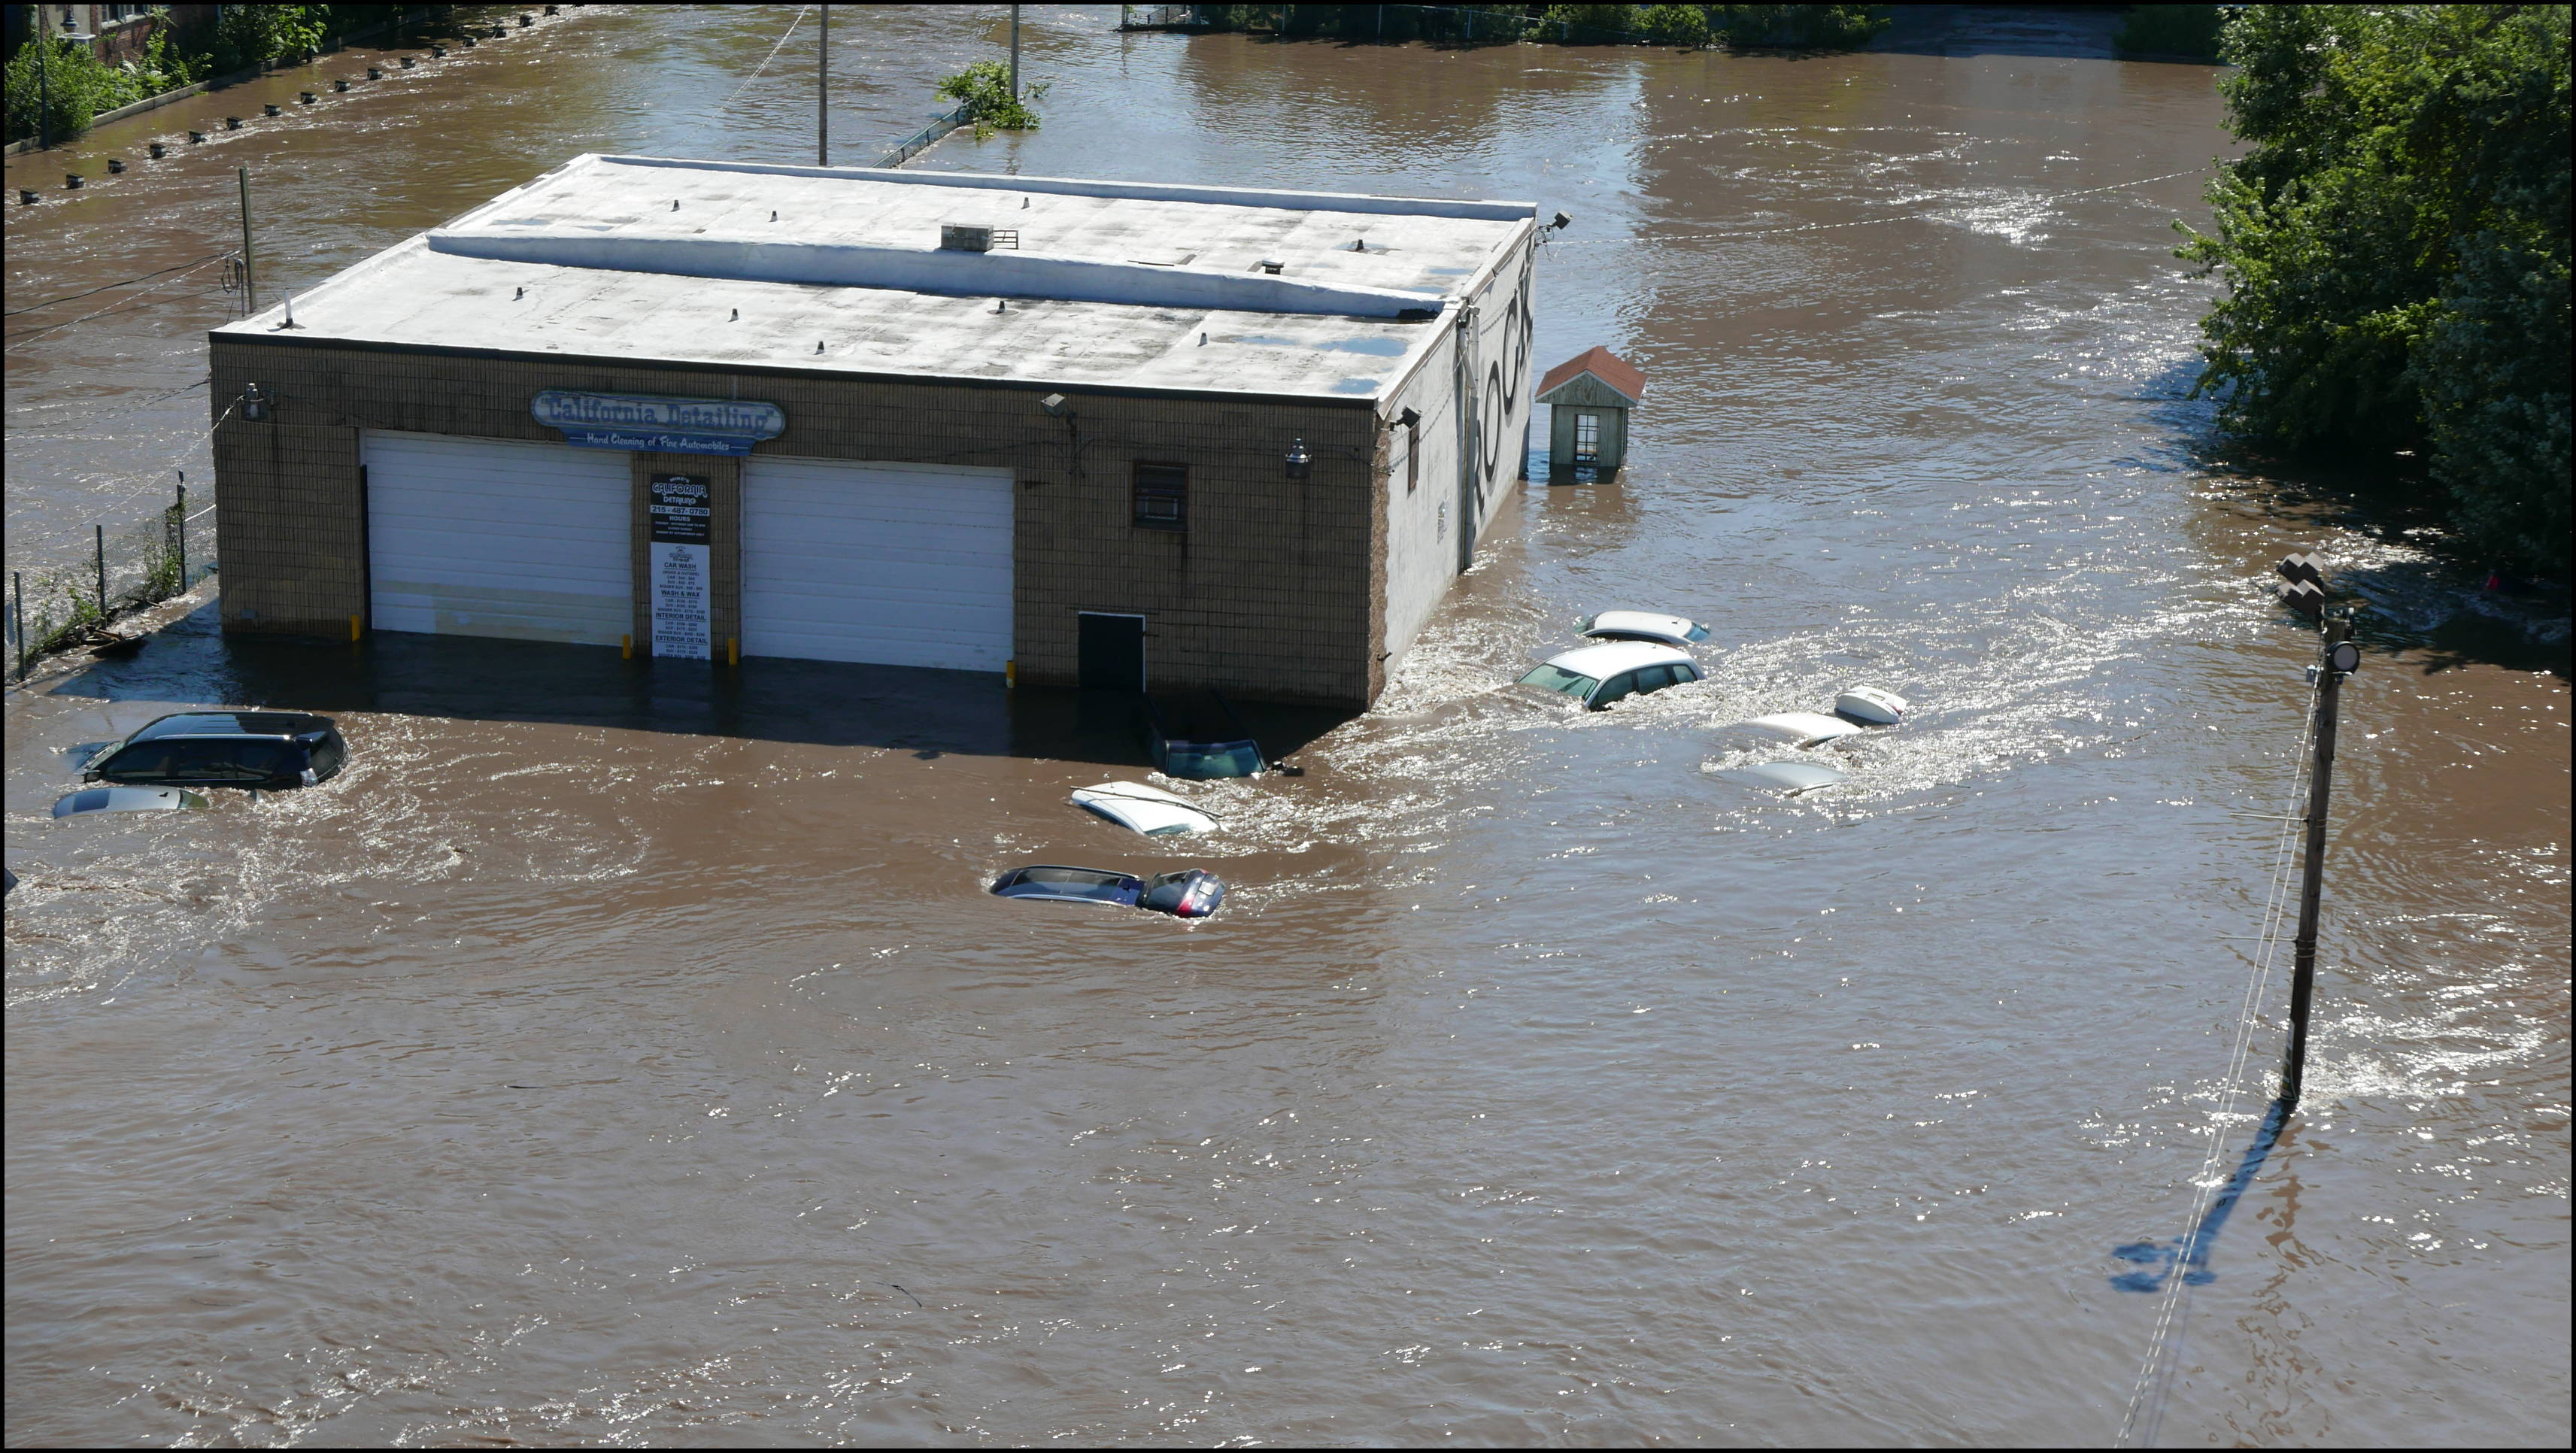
[82,711,347,790]
[989,865,1226,918]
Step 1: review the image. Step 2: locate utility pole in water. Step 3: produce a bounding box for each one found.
[816,3,830,166]
[1009,4,1021,102]
[2271,551,2359,1109]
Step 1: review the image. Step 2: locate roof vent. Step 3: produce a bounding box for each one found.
[939,223,1021,253]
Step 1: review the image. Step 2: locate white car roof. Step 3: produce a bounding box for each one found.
[1541,641,1694,678]
[1070,781,1218,837]
[1583,611,1702,645]
[1729,711,1867,746]
[1713,761,1848,795]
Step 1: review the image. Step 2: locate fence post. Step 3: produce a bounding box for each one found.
[176,480,187,590]
[95,524,107,617]
[12,572,24,681]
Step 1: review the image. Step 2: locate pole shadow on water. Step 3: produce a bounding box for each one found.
[28,602,1355,766]
[2109,1091,2297,1293]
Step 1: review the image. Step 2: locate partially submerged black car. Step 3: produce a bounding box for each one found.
[990,865,1227,918]
[1143,692,1264,779]
[81,711,346,790]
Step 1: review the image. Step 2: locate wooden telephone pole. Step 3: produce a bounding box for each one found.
[2275,554,2359,1108]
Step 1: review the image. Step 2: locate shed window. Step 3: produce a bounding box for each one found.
[1573,411,1601,461]
[1133,463,1188,532]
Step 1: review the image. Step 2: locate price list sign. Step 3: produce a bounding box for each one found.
[648,474,712,660]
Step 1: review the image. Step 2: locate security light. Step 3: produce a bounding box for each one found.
[1285,438,1311,481]
[2327,640,2360,675]
[240,382,272,421]
[1040,393,1072,418]
[1397,408,1420,428]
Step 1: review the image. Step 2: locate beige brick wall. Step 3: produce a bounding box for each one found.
[208,341,1388,705]
[210,419,362,638]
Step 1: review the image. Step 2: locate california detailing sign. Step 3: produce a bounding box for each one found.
[648,474,713,660]
[532,390,785,457]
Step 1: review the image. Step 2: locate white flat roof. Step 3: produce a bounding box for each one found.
[216,154,1537,402]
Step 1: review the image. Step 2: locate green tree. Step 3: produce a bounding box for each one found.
[205,3,326,75]
[5,34,115,142]
[2180,5,2571,575]
[936,59,1042,138]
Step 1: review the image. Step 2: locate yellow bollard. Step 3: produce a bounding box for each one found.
[349,614,362,642]
[1004,659,1017,688]
[727,635,739,666]
[620,633,632,660]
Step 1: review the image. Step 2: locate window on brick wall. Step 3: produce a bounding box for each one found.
[1133,462,1188,532]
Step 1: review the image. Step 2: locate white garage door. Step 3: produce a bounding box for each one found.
[741,456,1013,671]
[364,430,632,645]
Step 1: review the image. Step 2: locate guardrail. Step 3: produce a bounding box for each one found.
[878,102,972,168]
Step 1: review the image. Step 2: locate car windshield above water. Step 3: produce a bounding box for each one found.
[1518,663,1601,699]
[991,866,1144,905]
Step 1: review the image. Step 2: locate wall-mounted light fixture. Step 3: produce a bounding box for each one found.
[1040,393,1074,420]
[1285,437,1312,481]
[239,382,272,421]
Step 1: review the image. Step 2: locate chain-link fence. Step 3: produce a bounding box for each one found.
[7,482,214,679]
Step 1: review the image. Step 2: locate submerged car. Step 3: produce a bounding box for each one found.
[1712,761,1848,796]
[1516,642,1701,711]
[1834,686,1909,725]
[1579,611,1711,649]
[1071,781,1219,837]
[80,711,346,790]
[1719,684,1913,747]
[1728,711,1868,748]
[53,785,211,818]
[990,864,1227,918]
[1145,693,1265,779]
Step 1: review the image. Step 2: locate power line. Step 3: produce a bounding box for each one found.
[2,253,226,317]
[2,256,232,353]
[720,5,814,114]
[2111,687,2322,1448]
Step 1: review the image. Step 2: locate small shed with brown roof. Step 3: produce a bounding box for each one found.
[1535,346,1643,479]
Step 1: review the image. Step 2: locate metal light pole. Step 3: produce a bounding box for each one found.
[1009,4,1021,102]
[817,3,829,166]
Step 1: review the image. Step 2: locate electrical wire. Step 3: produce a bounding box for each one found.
[2112,678,2322,1448]
[718,5,814,115]
[2,256,232,353]
[3,253,227,317]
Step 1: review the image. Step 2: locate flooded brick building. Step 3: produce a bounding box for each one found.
[206,155,1537,705]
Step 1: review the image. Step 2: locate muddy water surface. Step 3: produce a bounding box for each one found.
[7,5,2568,1446]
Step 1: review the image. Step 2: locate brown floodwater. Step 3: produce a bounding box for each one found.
[6,5,2568,1446]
